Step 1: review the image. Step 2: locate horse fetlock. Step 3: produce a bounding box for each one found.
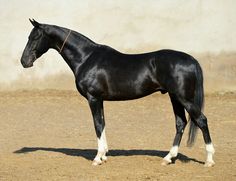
[169,146,179,157]
[206,143,215,154]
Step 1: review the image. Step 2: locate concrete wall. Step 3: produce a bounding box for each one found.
[0,0,235,92]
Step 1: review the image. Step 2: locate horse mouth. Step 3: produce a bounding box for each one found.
[21,60,34,68]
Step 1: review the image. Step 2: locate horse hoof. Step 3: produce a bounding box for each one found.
[92,159,103,166]
[204,161,215,167]
[101,155,108,162]
[161,159,171,166]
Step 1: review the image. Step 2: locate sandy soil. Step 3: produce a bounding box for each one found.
[0,90,235,181]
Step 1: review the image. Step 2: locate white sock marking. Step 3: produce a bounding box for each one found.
[94,128,108,163]
[206,143,215,163]
[163,145,179,163]
[97,128,108,152]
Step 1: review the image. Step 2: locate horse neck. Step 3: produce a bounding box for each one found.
[49,26,97,74]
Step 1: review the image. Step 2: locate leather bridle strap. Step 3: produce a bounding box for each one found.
[59,29,71,54]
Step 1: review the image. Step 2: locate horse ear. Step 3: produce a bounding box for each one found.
[29,18,41,28]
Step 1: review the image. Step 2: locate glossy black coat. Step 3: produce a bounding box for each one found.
[21,20,213,160]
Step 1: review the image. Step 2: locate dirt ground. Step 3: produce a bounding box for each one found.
[0,90,235,181]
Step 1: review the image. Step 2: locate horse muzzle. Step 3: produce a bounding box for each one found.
[21,55,36,68]
[21,59,33,68]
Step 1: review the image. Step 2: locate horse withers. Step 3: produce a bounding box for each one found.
[20,19,215,167]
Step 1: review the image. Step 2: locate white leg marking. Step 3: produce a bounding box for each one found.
[205,143,215,167]
[101,128,108,152]
[162,146,179,165]
[93,128,108,166]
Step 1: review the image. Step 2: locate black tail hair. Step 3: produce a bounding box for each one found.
[187,62,204,147]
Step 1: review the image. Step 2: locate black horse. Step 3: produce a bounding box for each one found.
[21,19,215,167]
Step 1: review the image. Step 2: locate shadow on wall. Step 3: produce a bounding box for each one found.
[1,52,236,93]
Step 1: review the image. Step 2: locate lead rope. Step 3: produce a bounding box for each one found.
[59,29,72,54]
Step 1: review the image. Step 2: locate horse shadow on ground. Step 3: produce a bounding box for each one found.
[13,147,204,164]
[14,147,204,165]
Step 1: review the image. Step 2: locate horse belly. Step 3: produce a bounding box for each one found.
[104,75,160,101]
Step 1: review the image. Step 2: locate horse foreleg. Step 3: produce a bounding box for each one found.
[162,96,187,165]
[88,95,108,166]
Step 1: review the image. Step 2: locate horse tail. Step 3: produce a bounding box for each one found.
[187,61,205,147]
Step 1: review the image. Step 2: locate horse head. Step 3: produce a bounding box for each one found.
[21,19,51,68]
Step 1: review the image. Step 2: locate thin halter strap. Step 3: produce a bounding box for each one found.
[59,29,71,54]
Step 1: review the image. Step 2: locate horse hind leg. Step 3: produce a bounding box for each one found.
[162,95,187,165]
[179,98,215,167]
[193,113,215,167]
